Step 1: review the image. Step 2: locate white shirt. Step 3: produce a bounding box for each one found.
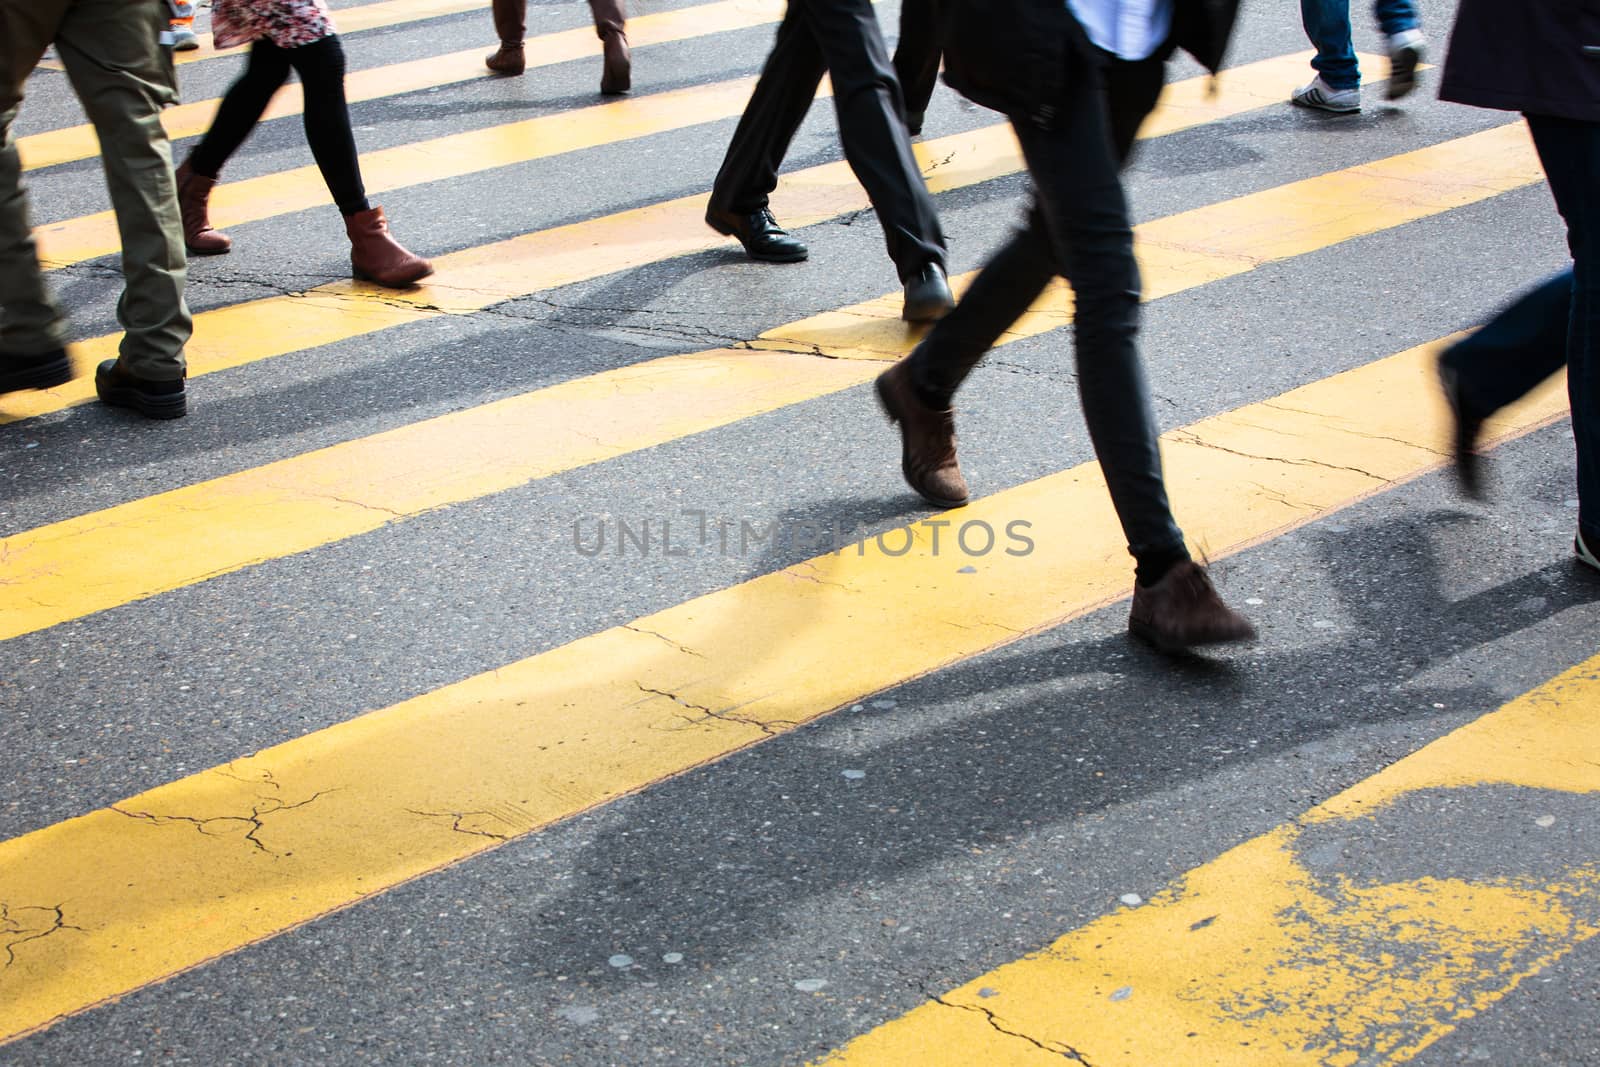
[1065,0,1174,62]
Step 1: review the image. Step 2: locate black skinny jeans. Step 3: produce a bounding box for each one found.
[906,32,1186,571]
[188,34,369,217]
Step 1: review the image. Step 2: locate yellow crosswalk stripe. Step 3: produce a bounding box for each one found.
[0,121,1542,641]
[812,661,1600,1066]
[0,53,1433,427]
[0,333,1568,1045]
[34,74,771,268]
[18,0,791,172]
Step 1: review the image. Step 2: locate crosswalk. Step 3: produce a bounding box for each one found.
[3,0,1597,1061]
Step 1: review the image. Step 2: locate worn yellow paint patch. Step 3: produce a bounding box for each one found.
[33,75,779,268]
[814,659,1600,1067]
[0,333,1570,1044]
[2,52,1335,425]
[0,115,1550,640]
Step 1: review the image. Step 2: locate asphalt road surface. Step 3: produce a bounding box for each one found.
[3,0,1599,1063]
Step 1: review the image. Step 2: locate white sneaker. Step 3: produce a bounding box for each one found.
[171,25,200,51]
[1292,75,1360,114]
[1386,29,1425,100]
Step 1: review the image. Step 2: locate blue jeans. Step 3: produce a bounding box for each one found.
[1300,0,1419,90]
[1440,114,1600,543]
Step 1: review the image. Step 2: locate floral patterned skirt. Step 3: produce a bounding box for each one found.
[212,0,338,50]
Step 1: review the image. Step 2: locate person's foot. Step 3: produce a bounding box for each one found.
[95,359,187,419]
[485,42,525,75]
[704,207,809,263]
[1437,359,1486,500]
[1385,29,1425,100]
[1291,75,1360,114]
[170,25,200,51]
[0,347,71,396]
[902,262,955,323]
[176,161,232,255]
[599,29,631,94]
[1128,561,1257,653]
[346,206,434,288]
[1577,529,1600,573]
[875,358,968,508]
[906,110,925,137]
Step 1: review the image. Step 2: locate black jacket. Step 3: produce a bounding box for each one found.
[941,0,1241,128]
[1439,0,1600,123]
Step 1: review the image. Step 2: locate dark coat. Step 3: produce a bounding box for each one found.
[1439,0,1600,123]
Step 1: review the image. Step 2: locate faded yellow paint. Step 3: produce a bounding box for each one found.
[2,52,1342,425]
[18,0,793,172]
[0,336,1570,1044]
[0,118,1550,640]
[814,660,1600,1067]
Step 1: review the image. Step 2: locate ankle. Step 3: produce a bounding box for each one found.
[1134,546,1191,587]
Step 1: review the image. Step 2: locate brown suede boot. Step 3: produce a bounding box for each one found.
[875,358,969,508]
[345,206,433,288]
[485,0,526,74]
[590,0,630,94]
[1128,561,1257,653]
[175,161,232,255]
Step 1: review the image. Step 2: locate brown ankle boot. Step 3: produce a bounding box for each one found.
[875,358,968,508]
[1128,561,1257,653]
[175,161,231,255]
[590,0,630,94]
[486,0,526,73]
[345,206,433,289]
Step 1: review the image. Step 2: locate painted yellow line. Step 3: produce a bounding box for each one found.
[168,0,493,66]
[0,331,1569,1044]
[0,119,1543,640]
[0,53,1441,427]
[34,73,770,268]
[813,665,1600,1067]
[17,0,791,172]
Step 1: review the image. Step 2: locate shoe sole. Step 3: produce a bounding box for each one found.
[1291,95,1360,114]
[185,242,231,256]
[352,264,435,287]
[1387,44,1421,100]
[0,352,71,395]
[96,381,188,419]
[902,297,954,324]
[705,216,809,264]
[1128,616,1257,654]
[1576,532,1600,573]
[874,374,969,509]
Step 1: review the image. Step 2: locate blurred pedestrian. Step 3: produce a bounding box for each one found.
[1291,0,1424,113]
[1,0,193,418]
[485,0,630,95]
[892,0,939,135]
[1435,2,1600,570]
[704,0,953,323]
[875,0,1257,652]
[174,0,433,288]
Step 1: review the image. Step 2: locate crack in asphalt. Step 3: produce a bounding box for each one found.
[927,991,1097,1063]
[634,683,788,736]
[404,809,510,841]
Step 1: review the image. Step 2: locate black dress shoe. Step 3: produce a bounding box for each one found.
[0,347,71,396]
[906,110,925,136]
[95,359,187,419]
[902,262,955,323]
[705,207,809,263]
[1437,358,1485,500]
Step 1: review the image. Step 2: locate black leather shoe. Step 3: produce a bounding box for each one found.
[906,110,925,136]
[0,347,71,396]
[95,359,187,419]
[705,207,808,263]
[902,262,954,323]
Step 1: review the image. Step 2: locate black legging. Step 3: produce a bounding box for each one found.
[188,34,370,217]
